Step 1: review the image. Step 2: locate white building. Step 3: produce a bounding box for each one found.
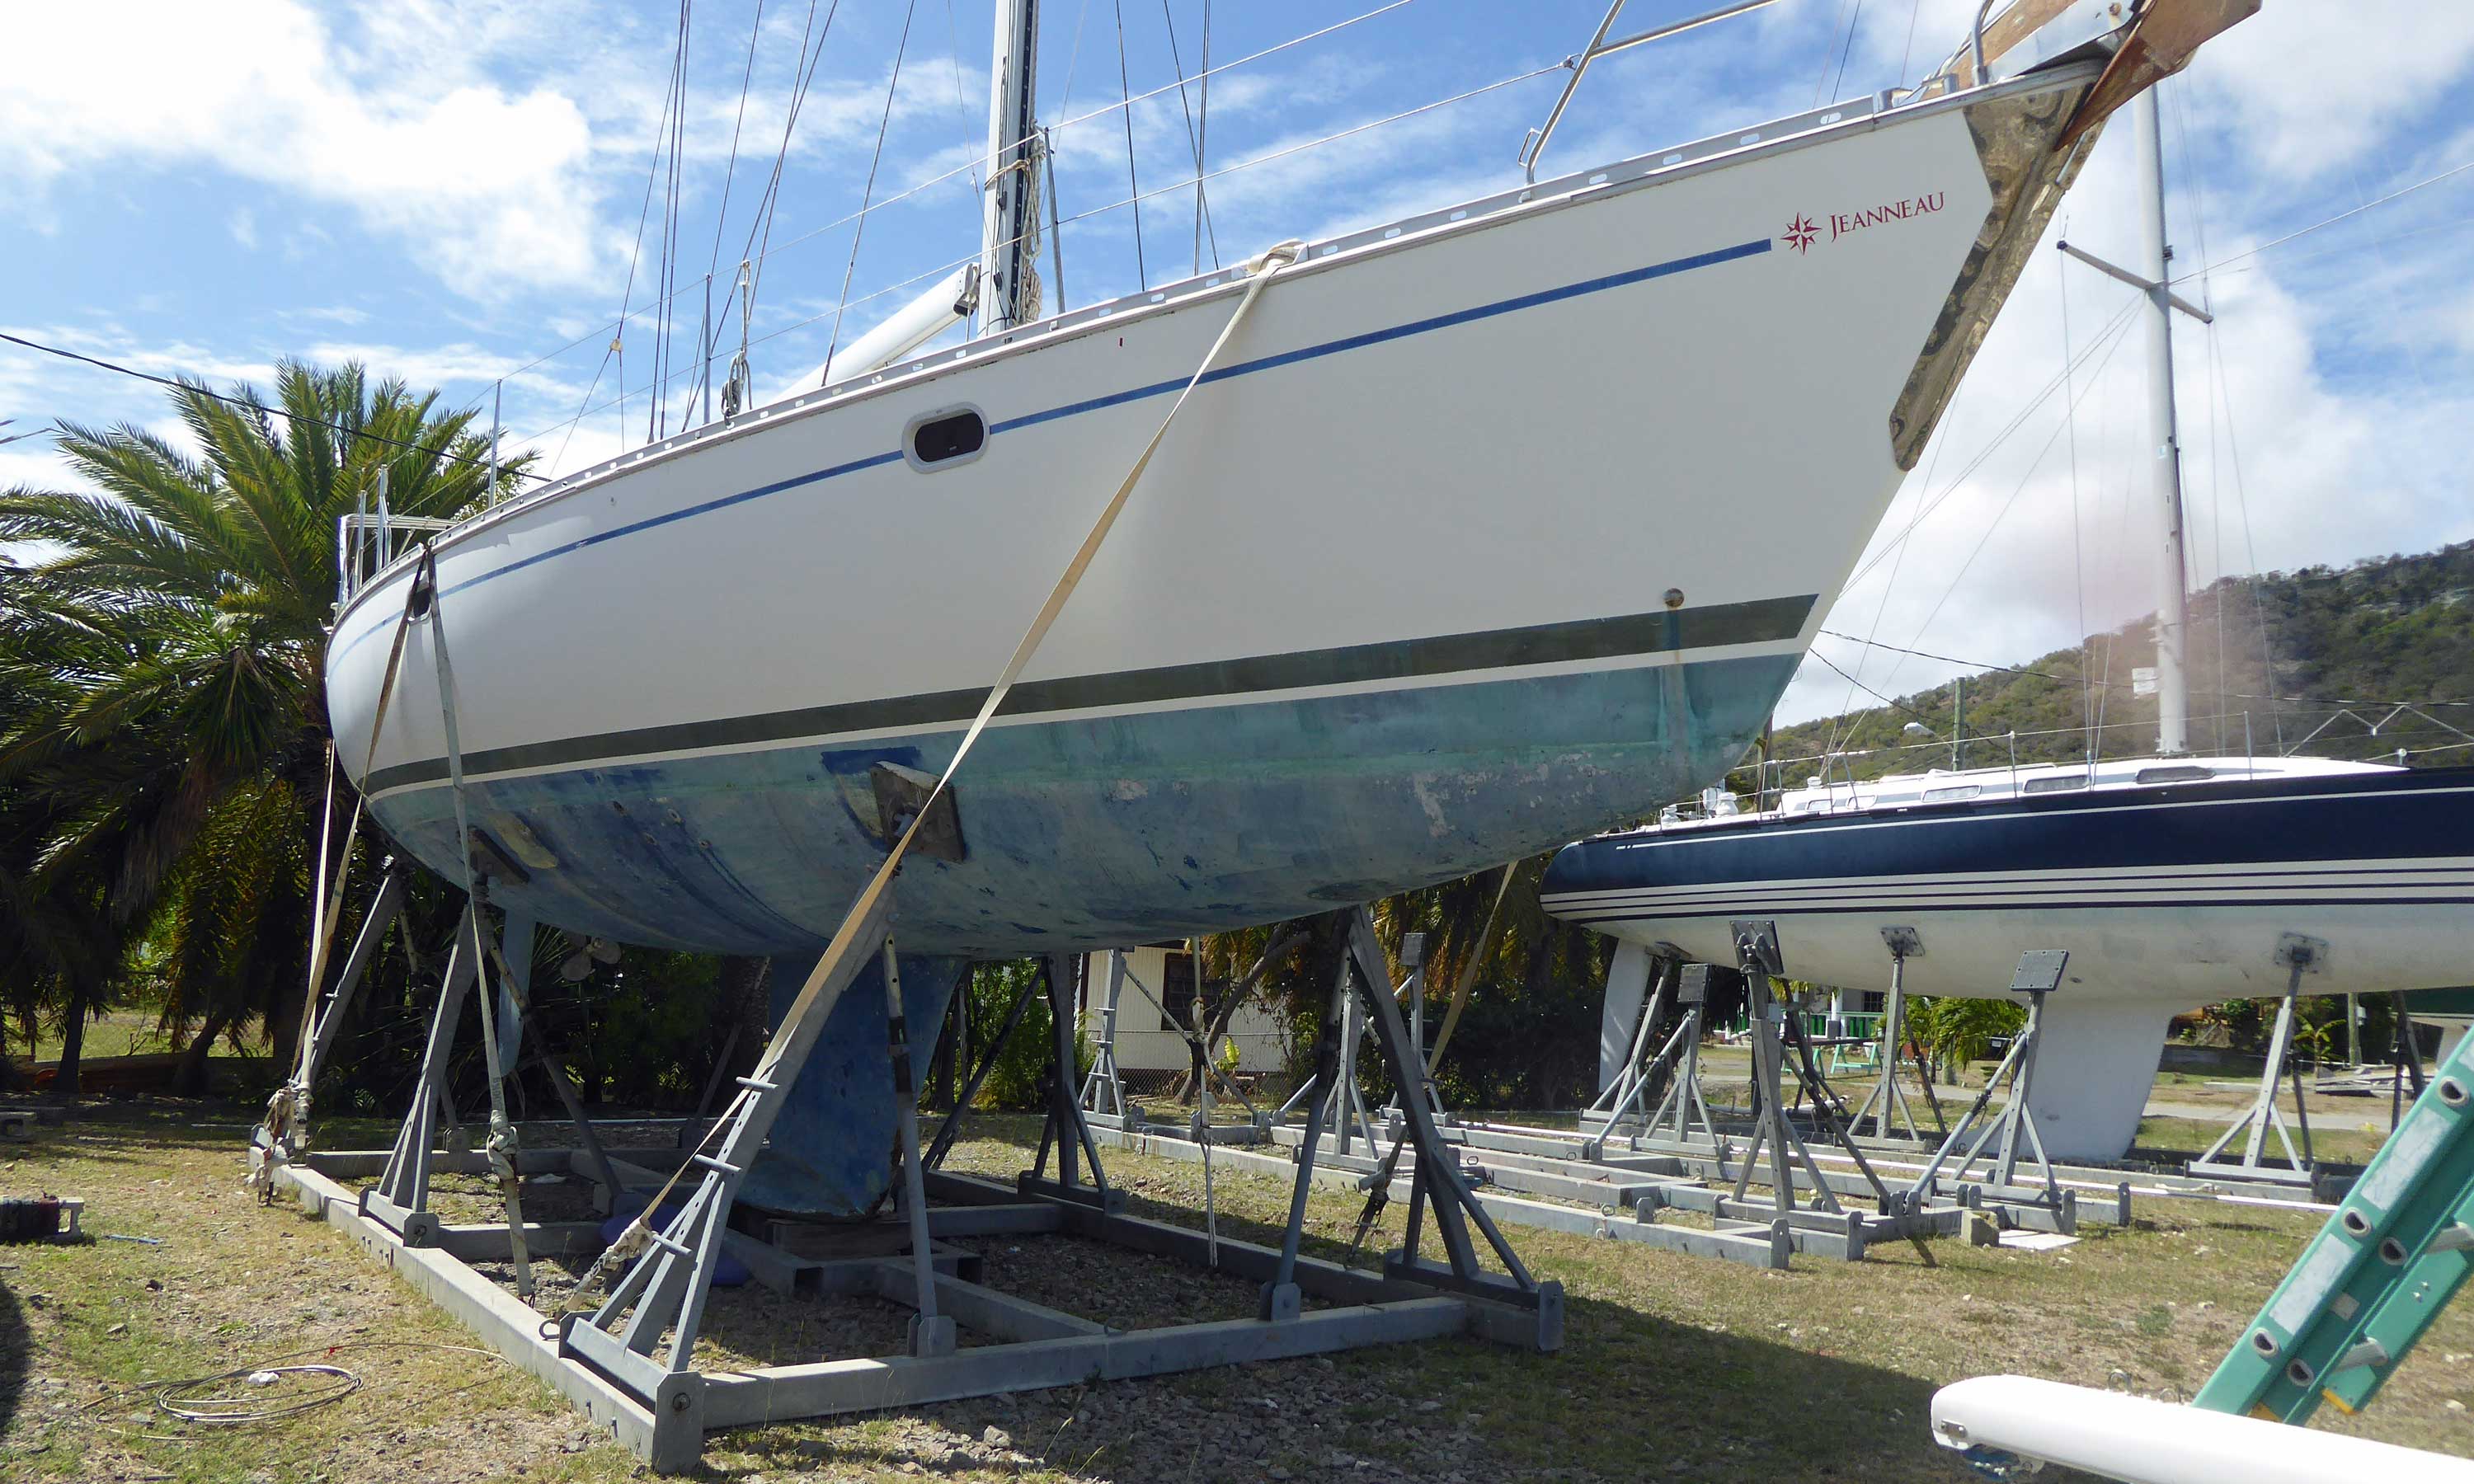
[1077,946,1291,1086]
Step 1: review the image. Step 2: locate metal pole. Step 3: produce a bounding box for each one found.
[2136,87,2191,754]
[1042,127,1067,313]
[881,938,950,1353]
[979,0,1042,333]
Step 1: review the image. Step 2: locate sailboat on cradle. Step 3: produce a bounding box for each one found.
[1540,47,2474,1166]
[324,0,2252,1211]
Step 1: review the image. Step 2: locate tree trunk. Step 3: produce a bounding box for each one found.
[54,989,88,1102]
[175,1007,234,1095]
[713,955,771,1091]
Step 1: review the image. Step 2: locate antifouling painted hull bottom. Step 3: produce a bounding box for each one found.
[369,654,1794,958]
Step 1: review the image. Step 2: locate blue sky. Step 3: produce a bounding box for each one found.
[7,0,2473,725]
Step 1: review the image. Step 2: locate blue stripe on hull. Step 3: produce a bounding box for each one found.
[1542,768,2474,904]
[368,653,1799,958]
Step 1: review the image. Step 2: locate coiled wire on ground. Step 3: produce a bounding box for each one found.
[83,1341,507,1429]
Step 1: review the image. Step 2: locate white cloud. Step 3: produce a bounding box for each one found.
[228,209,258,250]
[2,1,605,296]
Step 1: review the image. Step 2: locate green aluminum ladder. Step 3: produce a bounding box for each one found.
[2194,1024,2474,1421]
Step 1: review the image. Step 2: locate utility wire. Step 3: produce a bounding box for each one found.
[0,331,544,484]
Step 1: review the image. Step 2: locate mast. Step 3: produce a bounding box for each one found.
[980,0,1042,336]
[2134,88,2191,755]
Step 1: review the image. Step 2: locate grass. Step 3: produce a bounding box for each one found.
[12,1011,186,1068]
[2,1102,2471,1483]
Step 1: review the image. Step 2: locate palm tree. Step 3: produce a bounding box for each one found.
[0,361,525,1094]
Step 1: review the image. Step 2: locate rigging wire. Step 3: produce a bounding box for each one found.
[1838,295,2142,593]
[1158,0,1220,272]
[824,0,922,375]
[461,0,1410,424]
[694,0,843,399]
[1056,0,1095,116]
[2056,237,2092,763]
[1114,0,1148,289]
[2169,82,2231,753]
[1893,0,1922,87]
[654,0,694,443]
[2172,156,2474,282]
[1873,307,2142,698]
[944,0,984,192]
[1827,0,1864,104]
[505,57,1566,458]
[1815,629,2474,711]
[564,6,694,467]
[693,0,771,416]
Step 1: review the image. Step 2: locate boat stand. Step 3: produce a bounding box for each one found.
[1377,932,1450,1125]
[274,895,1557,1473]
[1849,928,1926,1143]
[1270,980,1385,1159]
[1080,946,1273,1143]
[1078,950,1132,1125]
[249,857,412,1190]
[1903,951,2074,1228]
[2189,933,2326,1190]
[1578,956,1722,1154]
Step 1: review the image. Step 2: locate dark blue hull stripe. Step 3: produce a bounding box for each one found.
[1543,771,2474,899]
[335,236,1774,668]
[1569,894,2474,925]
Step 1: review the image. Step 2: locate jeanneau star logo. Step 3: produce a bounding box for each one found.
[1782,214,1817,255]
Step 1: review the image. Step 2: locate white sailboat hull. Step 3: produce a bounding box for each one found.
[327,72,2104,958]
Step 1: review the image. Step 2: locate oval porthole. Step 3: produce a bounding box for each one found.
[906,407,987,471]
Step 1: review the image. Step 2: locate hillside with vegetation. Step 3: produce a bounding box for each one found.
[1745,539,2474,794]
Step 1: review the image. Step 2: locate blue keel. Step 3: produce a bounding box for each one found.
[739,952,966,1217]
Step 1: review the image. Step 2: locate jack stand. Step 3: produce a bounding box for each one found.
[1268,909,1552,1316]
[1726,921,1846,1221]
[1325,976,1384,1158]
[1381,932,1448,1123]
[1583,959,1719,1153]
[361,899,490,1247]
[2391,989,2427,1130]
[1581,956,1676,1137]
[1906,951,2071,1222]
[2190,934,2326,1187]
[1273,973,1383,1156]
[879,942,952,1357]
[1079,949,1131,1125]
[1851,927,1926,1143]
[1024,953,1120,1211]
[252,859,411,1190]
[1642,965,1719,1148]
